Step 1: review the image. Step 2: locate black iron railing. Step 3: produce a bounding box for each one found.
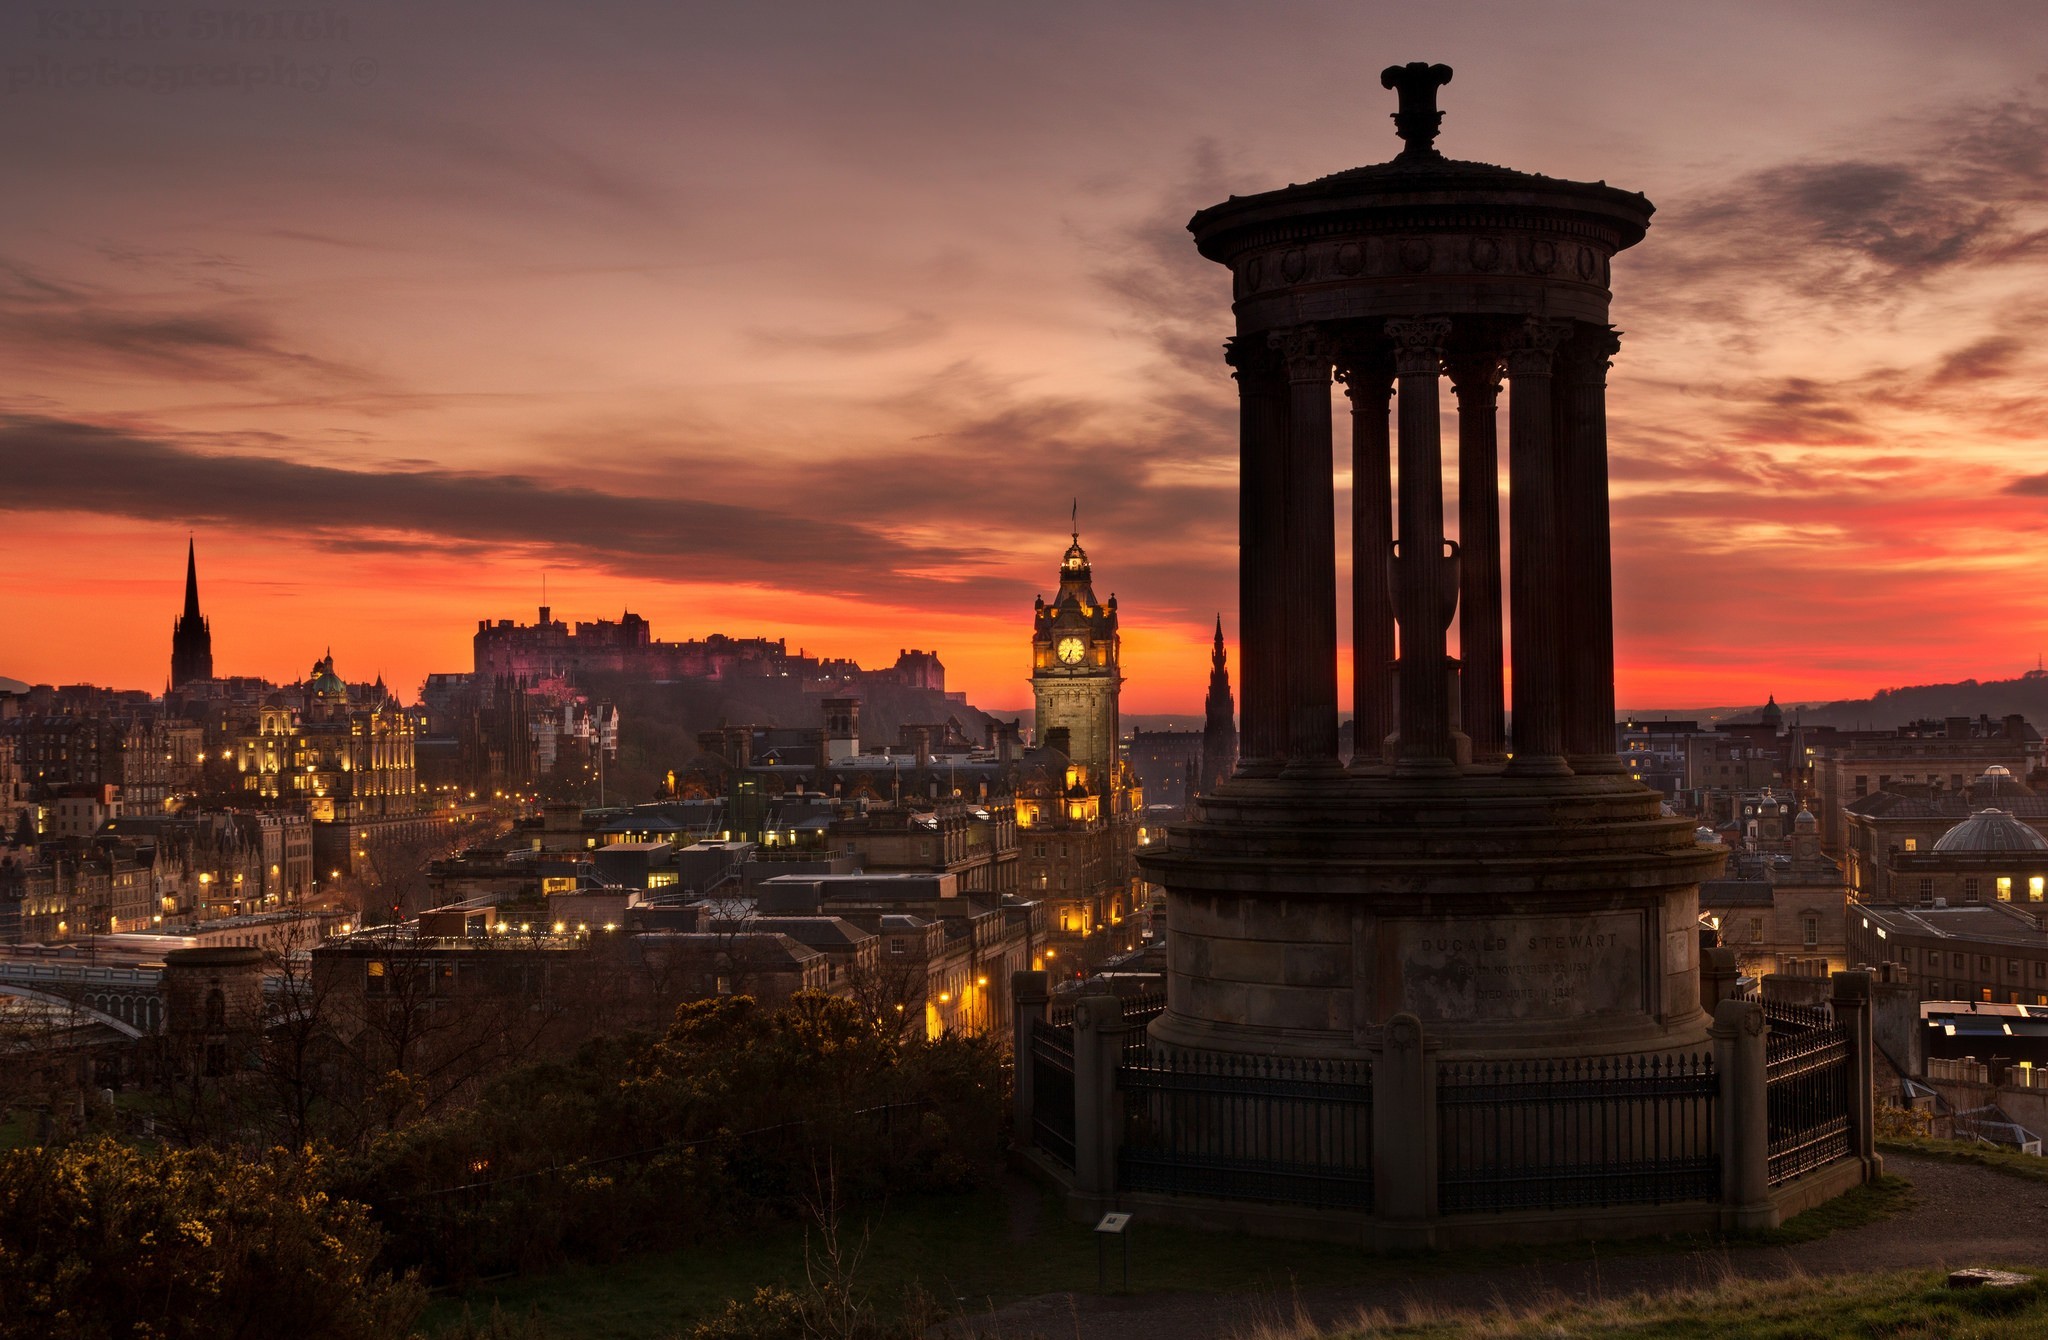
[1028,1016,1076,1169]
[1116,1048,1373,1209]
[1436,1054,1719,1214]
[1761,998,1834,1032]
[1050,989,1164,1031]
[1120,992,1167,1063]
[1765,1015,1850,1184]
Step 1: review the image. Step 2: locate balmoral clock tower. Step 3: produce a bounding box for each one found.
[1031,526,1122,782]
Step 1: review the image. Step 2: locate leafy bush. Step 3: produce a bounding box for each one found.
[342,992,1007,1284]
[0,1138,424,1340]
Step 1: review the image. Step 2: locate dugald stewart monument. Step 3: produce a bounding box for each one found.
[1018,63,1874,1247]
[1151,61,1709,1061]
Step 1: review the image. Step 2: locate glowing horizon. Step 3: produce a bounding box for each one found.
[6,4,2048,715]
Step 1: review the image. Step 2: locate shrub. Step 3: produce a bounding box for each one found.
[342,992,1008,1285]
[0,1138,424,1340]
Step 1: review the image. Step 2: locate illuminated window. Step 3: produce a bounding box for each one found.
[2033,877,2046,903]
[1904,838,1918,853]
[1999,877,2014,901]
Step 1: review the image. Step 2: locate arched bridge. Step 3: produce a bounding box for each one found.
[0,961,164,1038]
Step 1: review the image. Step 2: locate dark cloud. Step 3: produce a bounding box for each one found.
[1087,138,1249,381]
[1929,335,2025,385]
[0,256,372,386]
[2001,473,2048,497]
[1631,91,2048,341]
[0,414,1011,606]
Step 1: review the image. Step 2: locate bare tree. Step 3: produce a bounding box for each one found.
[252,939,340,1149]
[343,817,497,924]
[846,952,928,1042]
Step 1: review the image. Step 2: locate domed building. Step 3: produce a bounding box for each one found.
[1873,803,2048,910]
[218,653,424,885]
[1930,808,2048,856]
[1849,795,2048,1005]
[1844,765,2048,903]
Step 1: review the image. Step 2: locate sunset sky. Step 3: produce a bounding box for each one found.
[4,2,2047,714]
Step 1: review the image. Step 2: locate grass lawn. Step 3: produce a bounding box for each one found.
[424,1175,1911,1339]
[0,1107,40,1152]
[1308,1267,2047,1338]
[1882,1136,2048,1184]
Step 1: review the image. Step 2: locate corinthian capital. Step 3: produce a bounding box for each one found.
[1384,317,1451,378]
[1443,352,1502,403]
[1268,324,1335,384]
[1560,325,1623,387]
[1334,346,1395,404]
[1502,318,1573,378]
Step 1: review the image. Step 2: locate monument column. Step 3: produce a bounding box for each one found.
[1386,318,1456,774]
[1560,326,1624,773]
[1225,336,1289,775]
[1270,325,1340,771]
[1447,351,1506,766]
[1339,349,1395,771]
[1504,318,1572,776]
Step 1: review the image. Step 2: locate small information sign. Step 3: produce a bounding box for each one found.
[1093,1212,1132,1289]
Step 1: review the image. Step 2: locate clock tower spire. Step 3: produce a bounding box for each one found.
[1030,516,1121,783]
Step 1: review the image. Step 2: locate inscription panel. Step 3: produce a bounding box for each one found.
[1384,910,1648,1023]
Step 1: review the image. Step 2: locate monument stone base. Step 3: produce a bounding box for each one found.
[1139,771,1724,1060]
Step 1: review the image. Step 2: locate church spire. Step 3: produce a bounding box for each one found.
[170,537,214,690]
[183,537,202,621]
[1201,614,1238,792]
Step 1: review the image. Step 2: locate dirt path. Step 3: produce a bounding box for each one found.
[962,1155,2048,1339]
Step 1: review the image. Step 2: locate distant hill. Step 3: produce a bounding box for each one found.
[1629,669,2048,731]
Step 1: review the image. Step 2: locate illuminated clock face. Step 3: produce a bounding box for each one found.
[1056,636,1087,665]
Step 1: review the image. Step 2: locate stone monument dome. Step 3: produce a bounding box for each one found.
[1141,61,1722,1061]
[1931,808,2048,854]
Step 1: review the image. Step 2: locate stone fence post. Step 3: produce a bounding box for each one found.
[1700,945,1741,1014]
[1712,996,1773,1230]
[1831,969,1882,1180]
[1010,970,1049,1147]
[1071,993,1128,1201]
[1371,1012,1437,1247]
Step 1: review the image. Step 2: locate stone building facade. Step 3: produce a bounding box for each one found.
[1848,901,2048,1006]
[1816,720,2040,852]
[1842,769,2048,901]
[1022,532,1142,963]
[1698,809,1848,979]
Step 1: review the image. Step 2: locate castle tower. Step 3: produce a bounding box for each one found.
[1200,616,1238,794]
[169,539,214,690]
[1139,65,1723,1060]
[1030,523,1122,784]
